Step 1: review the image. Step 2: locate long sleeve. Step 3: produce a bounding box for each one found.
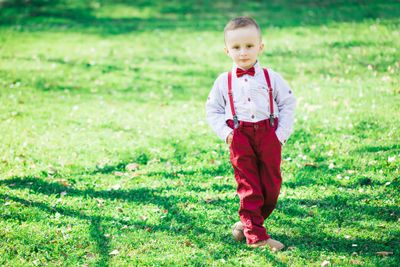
[273,73,296,145]
[205,64,296,145]
[205,74,233,143]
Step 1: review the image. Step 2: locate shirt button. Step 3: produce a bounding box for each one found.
[251,115,255,119]
[248,98,251,102]
[244,79,248,82]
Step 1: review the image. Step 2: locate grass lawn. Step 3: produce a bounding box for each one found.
[0,0,399,266]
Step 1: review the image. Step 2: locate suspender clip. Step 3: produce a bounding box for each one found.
[269,114,274,127]
[233,115,239,129]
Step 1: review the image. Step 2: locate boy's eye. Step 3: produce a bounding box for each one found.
[247,45,254,48]
[233,46,239,49]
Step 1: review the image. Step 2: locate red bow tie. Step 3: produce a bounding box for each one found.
[236,67,255,77]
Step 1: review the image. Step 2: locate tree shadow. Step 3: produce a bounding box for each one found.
[353,143,400,154]
[0,192,112,266]
[1,175,246,264]
[1,145,399,263]
[2,169,399,255]
[278,194,399,224]
[284,164,343,188]
[1,176,293,265]
[1,0,399,35]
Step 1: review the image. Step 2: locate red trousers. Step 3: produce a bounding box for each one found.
[227,118,282,244]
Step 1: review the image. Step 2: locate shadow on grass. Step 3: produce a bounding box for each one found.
[0,177,289,265]
[354,143,400,153]
[1,0,399,34]
[88,157,232,178]
[2,169,399,258]
[278,194,399,225]
[1,176,240,264]
[0,196,285,267]
[0,192,112,266]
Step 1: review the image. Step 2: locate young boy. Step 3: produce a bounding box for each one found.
[205,17,296,250]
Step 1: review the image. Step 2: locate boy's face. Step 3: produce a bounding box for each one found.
[224,26,264,70]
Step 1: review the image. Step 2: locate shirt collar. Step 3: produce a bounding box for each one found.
[232,60,262,78]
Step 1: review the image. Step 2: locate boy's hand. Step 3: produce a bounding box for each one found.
[226,133,233,145]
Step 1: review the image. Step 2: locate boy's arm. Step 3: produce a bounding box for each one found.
[274,73,296,145]
[205,76,233,143]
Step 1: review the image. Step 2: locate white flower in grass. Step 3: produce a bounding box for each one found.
[111,184,121,190]
[328,162,335,169]
[388,156,396,163]
[298,154,307,160]
[109,250,119,256]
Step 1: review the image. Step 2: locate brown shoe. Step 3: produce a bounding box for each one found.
[248,238,285,251]
[231,221,245,241]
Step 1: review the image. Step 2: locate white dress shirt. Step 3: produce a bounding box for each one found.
[205,61,296,145]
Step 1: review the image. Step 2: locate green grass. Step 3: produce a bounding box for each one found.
[1,0,399,266]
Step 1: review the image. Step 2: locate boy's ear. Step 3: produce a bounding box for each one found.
[224,47,229,55]
[259,42,265,52]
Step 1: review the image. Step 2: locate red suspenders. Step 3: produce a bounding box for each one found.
[263,68,275,127]
[228,68,275,128]
[227,72,239,129]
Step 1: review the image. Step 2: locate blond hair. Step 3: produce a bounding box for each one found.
[224,17,261,41]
